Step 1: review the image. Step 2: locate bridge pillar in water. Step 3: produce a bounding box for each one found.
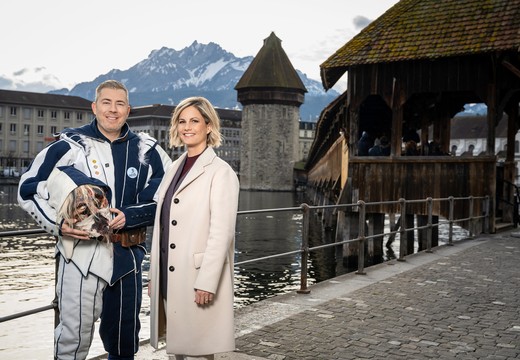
[335,211,385,272]
[417,215,439,251]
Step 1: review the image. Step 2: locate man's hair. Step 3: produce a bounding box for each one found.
[94,80,129,104]
[168,96,222,148]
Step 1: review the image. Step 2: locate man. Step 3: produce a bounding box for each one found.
[18,80,171,360]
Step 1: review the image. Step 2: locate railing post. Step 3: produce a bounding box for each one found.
[398,198,407,261]
[469,196,474,238]
[448,196,454,246]
[297,203,311,294]
[356,200,366,275]
[426,197,433,253]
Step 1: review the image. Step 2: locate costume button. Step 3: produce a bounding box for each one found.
[171,220,177,226]
[169,266,175,272]
[170,243,176,249]
[174,198,179,204]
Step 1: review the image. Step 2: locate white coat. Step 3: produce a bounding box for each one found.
[149,147,239,356]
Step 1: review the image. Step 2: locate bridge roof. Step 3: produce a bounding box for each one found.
[320,0,520,89]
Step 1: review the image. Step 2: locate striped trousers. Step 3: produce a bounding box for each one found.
[54,254,107,360]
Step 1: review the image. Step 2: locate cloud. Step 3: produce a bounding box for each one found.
[353,15,372,31]
[2,67,67,92]
[0,76,15,89]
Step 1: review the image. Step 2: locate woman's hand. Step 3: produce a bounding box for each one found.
[194,289,214,306]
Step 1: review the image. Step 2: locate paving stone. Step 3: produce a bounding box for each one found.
[124,233,520,360]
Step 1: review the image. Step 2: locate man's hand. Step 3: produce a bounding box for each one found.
[60,222,90,240]
[109,208,126,230]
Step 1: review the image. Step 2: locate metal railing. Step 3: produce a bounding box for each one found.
[0,195,490,324]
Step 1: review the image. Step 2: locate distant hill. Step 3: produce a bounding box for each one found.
[50,41,340,121]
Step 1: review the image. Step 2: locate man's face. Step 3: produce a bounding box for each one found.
[91,88,130,141]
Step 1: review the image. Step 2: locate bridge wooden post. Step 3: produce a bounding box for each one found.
[339,212,360,272]
[417,215,439,251]
[405,214,415,255]
[366,213,384,266]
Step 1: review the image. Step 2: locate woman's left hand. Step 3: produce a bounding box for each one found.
[195,289,214,306]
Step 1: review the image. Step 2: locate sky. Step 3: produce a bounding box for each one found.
[1,0,400,93]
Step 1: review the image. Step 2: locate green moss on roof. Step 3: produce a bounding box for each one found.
[321,0,520,88]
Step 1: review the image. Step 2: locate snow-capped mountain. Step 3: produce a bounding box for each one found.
[50,41,339,120]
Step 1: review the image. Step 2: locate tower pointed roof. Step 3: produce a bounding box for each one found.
[235,32,307,92]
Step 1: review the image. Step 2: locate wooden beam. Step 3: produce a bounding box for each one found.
[502,60,520,79]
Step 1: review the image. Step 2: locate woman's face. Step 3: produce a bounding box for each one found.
[177,105,211,154]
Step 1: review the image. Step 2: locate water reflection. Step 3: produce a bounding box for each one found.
[234,191,305,307]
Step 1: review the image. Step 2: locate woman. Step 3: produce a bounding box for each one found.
[149,97,240,360]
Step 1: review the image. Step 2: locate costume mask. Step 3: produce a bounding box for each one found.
[58,184,112,242]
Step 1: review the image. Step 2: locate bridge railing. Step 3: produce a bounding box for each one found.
[0,195,490,324]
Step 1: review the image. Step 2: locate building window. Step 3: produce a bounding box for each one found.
[38,109,45,118]
[37,125,44,135]
[37,141,44,152]
[10,107,17,116]
[64,111,71,120]
[0,106,3,117]
[10,123,17,133]
[51,111,57,119]
[50,126,57,135]
[77,112,83,121]
[23,124,30,135]
[23,141,29,153]
[0,123,2,132]
[23,108,32,119]
[9,140,16,152]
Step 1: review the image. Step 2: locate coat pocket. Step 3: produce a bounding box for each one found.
[193,252,204,269]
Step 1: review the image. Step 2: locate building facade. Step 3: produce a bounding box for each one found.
[0,90,93,175]
[1,90,314,180]
[127,104,242,172]
[299,121,316,162]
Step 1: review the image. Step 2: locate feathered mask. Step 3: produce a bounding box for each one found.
[58,184,112,242]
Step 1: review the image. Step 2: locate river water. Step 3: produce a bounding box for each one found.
[0,184,469,359]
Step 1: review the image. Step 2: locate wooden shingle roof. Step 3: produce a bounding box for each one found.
[235,32,307,92]
[321,0,520,89]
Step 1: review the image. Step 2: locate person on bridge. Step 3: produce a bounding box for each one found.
[149,96,239,360]
[17,80,171,360]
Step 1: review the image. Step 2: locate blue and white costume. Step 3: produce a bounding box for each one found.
[18,119,171,359]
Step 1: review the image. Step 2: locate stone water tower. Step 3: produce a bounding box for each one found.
[235,32,307,191]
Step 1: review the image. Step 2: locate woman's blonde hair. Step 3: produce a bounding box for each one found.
[168,97,222,148]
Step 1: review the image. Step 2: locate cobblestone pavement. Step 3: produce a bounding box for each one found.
[235,233,520,359]
[99,232,520,360]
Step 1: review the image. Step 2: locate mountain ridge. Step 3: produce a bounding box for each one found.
[49,41,339,121]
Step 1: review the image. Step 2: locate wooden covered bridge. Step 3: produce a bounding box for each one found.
[305,0,520,264]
